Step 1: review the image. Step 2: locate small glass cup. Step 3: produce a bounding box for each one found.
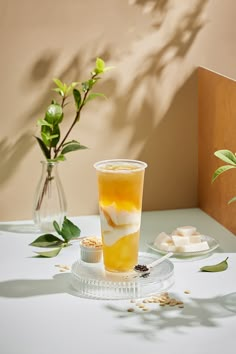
[94,159,147,272]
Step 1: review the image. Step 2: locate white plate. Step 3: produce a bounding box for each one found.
[146,235,219,258]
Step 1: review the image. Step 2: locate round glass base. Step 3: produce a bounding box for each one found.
[70,252,174,300]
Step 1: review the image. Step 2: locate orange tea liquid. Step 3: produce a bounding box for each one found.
[94,160,147,272]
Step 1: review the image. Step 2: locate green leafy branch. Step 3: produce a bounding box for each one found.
[35,58,114,162]
[212,149,236,204]
[30,217,81,258]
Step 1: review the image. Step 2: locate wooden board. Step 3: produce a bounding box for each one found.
[198,67,236,235]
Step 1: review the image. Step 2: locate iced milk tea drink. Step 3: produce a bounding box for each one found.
[94,159,147,272]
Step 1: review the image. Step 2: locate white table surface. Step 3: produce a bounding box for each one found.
[0,208,236,354]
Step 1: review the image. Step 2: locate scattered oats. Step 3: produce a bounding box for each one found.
[159,299,166,304]
[169,299,177,305]
[142,307,149,311]
[152,296,160,301]
[177,301,184,305]
[55,264,71,272]
[64,265,71,270]
[127,308,135,312]
[161,292,169,297]
[138,304,145,308]
[128,293,184,311]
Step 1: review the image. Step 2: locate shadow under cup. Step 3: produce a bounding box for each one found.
[94,159,147,272]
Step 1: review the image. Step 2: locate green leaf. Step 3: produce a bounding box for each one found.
[200,257,229,272]
[41,130,51,147]
[61,139,79,147]
[61,142,87,155]
[37,119,53,128]
[53,221,61,235]
[85,92,107,104]
[43,133,59,141]
[49,155,66,162]
[34,247,63,258]
[35,136,51,159]
[212,165,236,183]
[81,79,98,92]
[73,88,81,110]
[52,87,64,97]
[45,103,63,124]
[41,124,60,148]
[214,150,236,165]
[66,82,79,96]
[53,78,65,91]
[63,83,68,93]
[81,81,89,92]
[96,57,105,73]
[60,217,81,242]
[103,65,115,72]
[228,196,236,204]
[29,234,64,248]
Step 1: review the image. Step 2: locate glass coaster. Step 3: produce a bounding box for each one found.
[70,252,174,300]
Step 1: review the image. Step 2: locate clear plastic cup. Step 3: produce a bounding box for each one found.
[94,159,147,272]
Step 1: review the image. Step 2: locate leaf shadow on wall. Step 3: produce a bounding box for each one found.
[0,134,34,187]
[98,0,207,210]
[0,0,207,214]
[107,0,207,132]
[22,46,113,126]
[99,71,198,212]
[139,71,198,211]
[0,46,113,189]
[130,0,170,28]
[22,52,83,124]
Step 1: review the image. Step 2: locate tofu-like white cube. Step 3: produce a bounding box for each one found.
[154,232,172,247]
[189,235,202,243]
[172,235,190,246]
[178,241,209,253]
[171,229,183,236]
[159,241,176,252]
[176,226,197,236]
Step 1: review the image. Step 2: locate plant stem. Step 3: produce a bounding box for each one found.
[53,74,97,158]
[35,164,53,211]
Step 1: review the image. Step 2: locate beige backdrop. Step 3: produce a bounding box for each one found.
[1,0,236,221]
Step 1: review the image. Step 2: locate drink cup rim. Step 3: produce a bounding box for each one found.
[93,159,147,172]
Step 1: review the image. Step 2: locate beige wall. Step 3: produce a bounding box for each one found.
[1,0,236,221]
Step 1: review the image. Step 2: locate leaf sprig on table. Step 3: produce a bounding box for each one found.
[30,217,81,258]
[200,257,229,272]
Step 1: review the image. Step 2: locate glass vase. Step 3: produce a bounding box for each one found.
[33,161,67,233]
